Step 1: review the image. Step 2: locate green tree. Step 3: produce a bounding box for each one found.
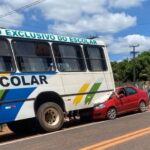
[111,50,150,82]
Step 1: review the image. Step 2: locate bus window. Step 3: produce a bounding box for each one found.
[12,40,54,72]
[53,43,85,72]
[0,39,15,72]
[84,46,107,71]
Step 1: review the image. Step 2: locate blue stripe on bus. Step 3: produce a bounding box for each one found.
[0,88,35,123]
[11,71,57,75]
[2,88,35,101]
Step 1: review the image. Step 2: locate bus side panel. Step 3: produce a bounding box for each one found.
[0,73,64,123]
[14,74,65,121]
[15,101,35,121]
[103,46,115,90]
[61,72,112,112]
[0,88,35,124]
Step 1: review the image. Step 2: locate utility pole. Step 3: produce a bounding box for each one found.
[129,44,139,83]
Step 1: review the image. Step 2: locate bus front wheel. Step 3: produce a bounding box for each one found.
[37,102,64,132]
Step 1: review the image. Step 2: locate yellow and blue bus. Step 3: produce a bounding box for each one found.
[0,28,115,133]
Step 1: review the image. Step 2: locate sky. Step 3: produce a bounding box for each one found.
[0,0,150,61]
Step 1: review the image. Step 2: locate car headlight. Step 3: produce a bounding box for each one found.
[97,103,106,109]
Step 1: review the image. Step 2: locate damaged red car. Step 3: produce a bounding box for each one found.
[91,85,149,120]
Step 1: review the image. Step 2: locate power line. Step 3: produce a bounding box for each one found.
[0,19,45,30]
[0,0,46,19]
[0,19,83,37]
[0,0,81,37]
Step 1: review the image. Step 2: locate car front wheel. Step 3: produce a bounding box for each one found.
[139,101,146,112]
[107,108,117,120]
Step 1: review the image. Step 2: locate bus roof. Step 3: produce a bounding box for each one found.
[0,28,105,46]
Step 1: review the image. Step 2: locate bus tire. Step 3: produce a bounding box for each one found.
[37,102,64,132]
[7,119,36,134]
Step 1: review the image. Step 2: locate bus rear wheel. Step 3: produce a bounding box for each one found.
[7,118,36,134]
[36,102,64,132]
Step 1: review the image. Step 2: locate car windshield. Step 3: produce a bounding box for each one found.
[108,88,121,99]
[109,91,117,99]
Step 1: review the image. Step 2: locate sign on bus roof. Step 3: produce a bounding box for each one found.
[0,28,97,45]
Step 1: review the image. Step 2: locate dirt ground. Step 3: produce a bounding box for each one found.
[0,125,11,135]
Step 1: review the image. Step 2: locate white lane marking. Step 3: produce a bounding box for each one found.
[0,110,150,146]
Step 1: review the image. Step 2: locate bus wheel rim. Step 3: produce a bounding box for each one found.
[44,108,60,126]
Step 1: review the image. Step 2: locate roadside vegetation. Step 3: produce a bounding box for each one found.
[111,51,150,83]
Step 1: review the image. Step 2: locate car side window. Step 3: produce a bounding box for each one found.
[118,88,126,96]
[125,87,137,96]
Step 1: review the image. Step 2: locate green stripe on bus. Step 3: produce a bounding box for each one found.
[0,90,5,98]
[85,82,101,105]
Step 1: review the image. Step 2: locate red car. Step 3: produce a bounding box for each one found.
[91,85,149,120]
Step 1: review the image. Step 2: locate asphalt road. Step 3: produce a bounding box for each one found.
[1,111,150,150]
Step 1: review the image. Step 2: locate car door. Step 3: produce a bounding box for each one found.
[125,87,139,110]
[116,88,129,113]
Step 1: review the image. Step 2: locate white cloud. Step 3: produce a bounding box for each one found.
[0,0,146,34]
[97,35,115,46]
[1,0,28,8]
[38,0,107,22]
[125,34,150,51]
[125,34,147,45]
[108,0,146,9]
[100,34,150,55]
[49,12,136,34]
[35,0,138,34]
[0,4,24,28]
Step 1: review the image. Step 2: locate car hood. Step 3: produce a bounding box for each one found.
[92,91,113,105]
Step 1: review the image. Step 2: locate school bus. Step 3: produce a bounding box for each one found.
[0,28,115,133]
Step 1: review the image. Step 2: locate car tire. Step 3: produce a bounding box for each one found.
[107,108,117,120]
[139,101,146,112]
[37,102,64,132]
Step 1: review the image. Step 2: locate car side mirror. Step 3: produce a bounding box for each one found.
[119,94,125,98]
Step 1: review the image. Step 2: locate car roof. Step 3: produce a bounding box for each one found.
[116,85,137,90]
